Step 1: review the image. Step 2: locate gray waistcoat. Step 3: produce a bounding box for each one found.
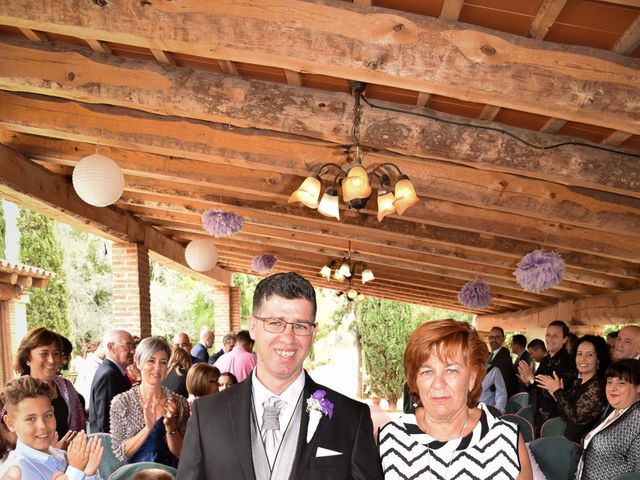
[251,393,303,480]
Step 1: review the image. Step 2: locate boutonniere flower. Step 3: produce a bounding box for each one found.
[305,389,334,442]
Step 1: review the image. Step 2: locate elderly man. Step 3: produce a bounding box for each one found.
[613,325,640,360]
[89,329,134,433]
[173,331,201,364]
[192,327,215,364]
[178,272,382,480]
[209,332,237,365]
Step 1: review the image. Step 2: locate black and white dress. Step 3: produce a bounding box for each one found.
[379,403,521,480]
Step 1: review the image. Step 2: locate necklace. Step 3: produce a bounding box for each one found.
[423,410,470,480]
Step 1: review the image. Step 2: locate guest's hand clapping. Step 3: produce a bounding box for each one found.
[517,360,535,385]
[164,398,178,434]
[66,431,91,472]
[536,372,563,396]
[83,435,104,477]
[53,430,78,451]
[142,398,158,431]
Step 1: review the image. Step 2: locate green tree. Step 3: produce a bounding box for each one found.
[352,298,419,408]
[233,273,261,328]
[18,209,69,336]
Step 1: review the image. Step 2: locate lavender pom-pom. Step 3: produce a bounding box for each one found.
[458,279,492,308]
[201,208,244,238]
[513,249,565,293]
[252,255,277,274]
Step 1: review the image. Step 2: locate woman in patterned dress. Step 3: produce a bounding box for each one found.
[378,319,532,480]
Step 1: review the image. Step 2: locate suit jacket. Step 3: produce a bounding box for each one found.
[490,346,516,398]
[88,358,132,433]
[191,343,209,364]
[177,372,383,480]
[209,348,225,365]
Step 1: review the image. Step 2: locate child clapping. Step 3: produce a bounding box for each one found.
[0,376,103,479]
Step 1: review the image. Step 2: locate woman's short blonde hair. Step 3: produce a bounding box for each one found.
[186,363,220,397]
[404,319,488,408]
[134,337,172,369]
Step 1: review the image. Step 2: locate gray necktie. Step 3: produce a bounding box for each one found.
[261,396,285,467]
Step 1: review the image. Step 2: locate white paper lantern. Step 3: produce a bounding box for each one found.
[185,239,218,272]
[72,153,125,207]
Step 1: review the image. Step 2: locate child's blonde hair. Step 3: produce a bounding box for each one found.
[0,376,55,409]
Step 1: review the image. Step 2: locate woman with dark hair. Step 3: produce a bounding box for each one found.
[378,319,532,479]
[536,334,609,442]
[110,337,189,468]
[217,372,237,391]
[576,359,640,479]
[518,320,577,434]
[14,327,85,439]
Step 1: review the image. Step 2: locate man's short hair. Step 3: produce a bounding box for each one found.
[252,272,317,319]
[132,469,175,480]
[527,338,547,351]
[607,330,619,340]
[512,334,527,349]
[102,329,131,351]
[490,326,505,337]
[548,320,570,338]
[236,330,252,345]
[222,333,236,344]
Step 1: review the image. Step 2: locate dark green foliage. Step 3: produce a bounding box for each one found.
[233,273,261,328]
[0,201,6,258]
[17,209,69,336]
[352,298,419,407]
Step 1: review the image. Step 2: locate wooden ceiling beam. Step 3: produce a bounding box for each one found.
[0,39,638,196]
[0,144,231,286]
[1,0,637,134]
[527,0,567,40]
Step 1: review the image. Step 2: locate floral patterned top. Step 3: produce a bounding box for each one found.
[554,375,606,442]
[109,385,189,461]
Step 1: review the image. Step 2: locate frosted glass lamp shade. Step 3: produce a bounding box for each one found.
[356,293,365,301]
[288,175,321,209]
[339,259,352,277]
[334,270,345,282]
[320,264,331,279]
[393,175,420,215]
[342,166,371,202]
[185,239,218,272]
[317,188,340,220]
[347,288,358,299]
[72,154,125,207]
[377,191,396,221]
[361,268,374,284]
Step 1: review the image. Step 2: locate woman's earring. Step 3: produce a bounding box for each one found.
[26,361,30,366]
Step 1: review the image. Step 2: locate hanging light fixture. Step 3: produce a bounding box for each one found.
[72,152,125,207]
[185,238,218,272]
[288,81,421,221]
[319,242,374,298]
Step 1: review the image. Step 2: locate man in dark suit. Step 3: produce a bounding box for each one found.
[89,329,134,433]
[488,326,517,398]
[191,327,214,363]
[178,272,383,480]
[510,334,533,393]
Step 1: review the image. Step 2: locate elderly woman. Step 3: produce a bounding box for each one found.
[577,359,640,479]
[379,319,532,479]
[15,327,85,439]
[185,363,220,406]
[535,334,609,442]
[517,320,577,434]
[110,337,189,467]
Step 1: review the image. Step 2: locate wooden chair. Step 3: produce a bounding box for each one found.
[540,416,567,437]
[528,436,580,480]
[500,413,534,443]
[108,461,177,480]
[87,433,125,480]
[505,392,529,414]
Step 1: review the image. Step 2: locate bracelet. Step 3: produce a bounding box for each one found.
[166,429,178,435]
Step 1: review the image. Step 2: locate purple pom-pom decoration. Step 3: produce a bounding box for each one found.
[201,208,244,238]
[458,279,492,309]
[252,254,277,275]
[513,249,566,293]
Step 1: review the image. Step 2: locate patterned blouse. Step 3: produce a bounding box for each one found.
[554,375,606,443]
[109,385,189,461]
[379,403,521,480]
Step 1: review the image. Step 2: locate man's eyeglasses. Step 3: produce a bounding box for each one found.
[117,343,135,351]
[253,316,316,336]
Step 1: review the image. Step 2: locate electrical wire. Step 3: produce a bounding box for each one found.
[359,94,640,159]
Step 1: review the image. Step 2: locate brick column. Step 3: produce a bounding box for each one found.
[212,285,241,348]
[112,243,151,337]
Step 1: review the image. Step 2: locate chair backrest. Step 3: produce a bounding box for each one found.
[529,436,580,480]
[515,405,535,425]
[540,416,567,437]
[88,433,125,480]
[108,462,177,480]
[500,413,534,443]
[610,472,640,480]
[505,392,529,414]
